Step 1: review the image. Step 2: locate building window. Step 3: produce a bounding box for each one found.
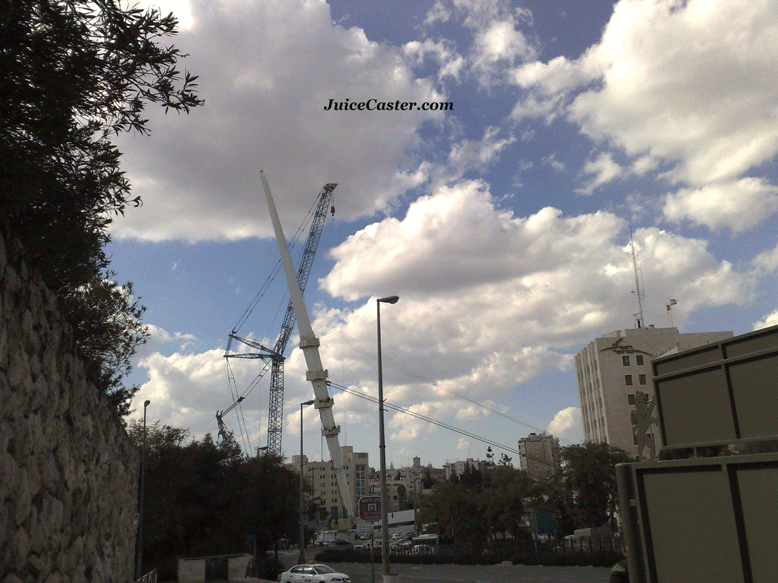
[622,355,630,366]
[636,355,644,366]
[628,394,636,405]
[625,375,633,386]
[639,374,647,385]
[630,410,637,425]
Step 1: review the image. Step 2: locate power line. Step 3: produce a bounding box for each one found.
[316,323,574,445]
[327,381,560,469]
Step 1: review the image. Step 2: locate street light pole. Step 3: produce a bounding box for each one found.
[377,295,399,580]
[299,399,315,564]
[135,399,150,581]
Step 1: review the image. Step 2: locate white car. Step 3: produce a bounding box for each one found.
[278,564,351,583]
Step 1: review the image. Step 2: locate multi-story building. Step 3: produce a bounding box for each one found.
[518,432,560,480]
[575,326,733,458]
[368,457,427,512]
[443,458,486,481]
[290,445,369,522]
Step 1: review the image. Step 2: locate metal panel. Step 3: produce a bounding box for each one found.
[735,462,778,583]
[652,324,778,449]
[652,344,721,376]
[640,466,743,583]
[617,453,778,583]
[723,329,778,359]
[728,355,778,439]
[655,367,736,447]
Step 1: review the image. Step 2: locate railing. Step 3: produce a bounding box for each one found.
[135,569,158,583]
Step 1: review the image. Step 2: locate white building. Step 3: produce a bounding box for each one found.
[518,432,560,480]
[291,445,369,522]
[575,326,733,458]
[443,458,486,481]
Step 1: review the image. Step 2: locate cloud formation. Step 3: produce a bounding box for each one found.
[512,0,778,206]
[113,0,446,242]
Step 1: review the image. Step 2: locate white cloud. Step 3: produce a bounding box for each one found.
[753,311,778,331]
[542,154,566,173]
[310,179,752,422]
[752,241,778,273]
[128,177,756,459]
[513,0,778,190]
[446,126,517,179]
[135,324,198,360]
[403,39,465,82]
[576,152,625,194]
[547,407,581,438]
[663,178,778,233]
[113,0,447,242]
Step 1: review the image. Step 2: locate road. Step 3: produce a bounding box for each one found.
[277,549,612,583]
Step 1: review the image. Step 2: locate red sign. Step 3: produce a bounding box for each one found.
[358,496,381,521]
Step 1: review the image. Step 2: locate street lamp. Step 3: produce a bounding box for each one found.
[299,399,316,564]
[135,399,150,580]
[377,295,399,580]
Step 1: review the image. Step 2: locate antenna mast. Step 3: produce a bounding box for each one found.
[630,228,645,329]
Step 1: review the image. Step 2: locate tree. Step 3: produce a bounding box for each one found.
[128,422,298,579]
[1,0,203,415]
[560,442,632,533]
[481,466,529,538]
[397,484,407,510]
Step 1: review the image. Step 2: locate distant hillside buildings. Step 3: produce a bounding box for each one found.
[575,326,733,459]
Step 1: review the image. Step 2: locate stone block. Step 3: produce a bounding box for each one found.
[7,345,32,390]
[14,468,31,526]
[13,526,31,566]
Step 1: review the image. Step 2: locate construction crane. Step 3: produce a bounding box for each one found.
[215,396,245,452]
[259,169,355,523]
[223,182,336,455]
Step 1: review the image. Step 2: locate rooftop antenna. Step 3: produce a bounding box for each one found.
[629,226,646,329]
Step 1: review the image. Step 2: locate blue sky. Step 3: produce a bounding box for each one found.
[110,0,778,468]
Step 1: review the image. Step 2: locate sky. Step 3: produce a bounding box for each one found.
[112,0,778,469]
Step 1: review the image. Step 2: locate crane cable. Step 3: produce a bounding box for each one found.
[317,321,573,444]
[223,187,330,452]
[230,193,322,335]
[327,381,560,469]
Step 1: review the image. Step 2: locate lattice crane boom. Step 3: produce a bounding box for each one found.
[265,182,335,455]
[266,182,336,455]
[260,170,355,523]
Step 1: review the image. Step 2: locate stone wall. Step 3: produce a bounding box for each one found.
[0,222,140,583]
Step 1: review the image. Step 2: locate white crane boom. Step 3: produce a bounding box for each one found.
[259,170,355,523]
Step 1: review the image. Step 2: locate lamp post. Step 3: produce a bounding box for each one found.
[299,399,315,564]
[377,295,399,580]
[135,399,150,580]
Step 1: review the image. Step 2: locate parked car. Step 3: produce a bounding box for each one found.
[411,544,433,555]
[278,563,351,583]
[333,538,350,546]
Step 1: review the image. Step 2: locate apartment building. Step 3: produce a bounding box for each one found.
[290,445,369,521]
[518,432,560,480]
[575,326,733,458]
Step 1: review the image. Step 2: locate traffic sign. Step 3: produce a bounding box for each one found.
[358,496,381,521]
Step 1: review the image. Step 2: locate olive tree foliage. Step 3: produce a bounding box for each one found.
[0,0,203,415]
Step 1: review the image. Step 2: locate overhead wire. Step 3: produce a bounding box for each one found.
[316,321,573,444]
[327,381,560,469]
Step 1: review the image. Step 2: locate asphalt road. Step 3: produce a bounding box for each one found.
[277,549,612,583]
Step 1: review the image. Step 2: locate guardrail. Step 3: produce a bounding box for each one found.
[135,569,157,583]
